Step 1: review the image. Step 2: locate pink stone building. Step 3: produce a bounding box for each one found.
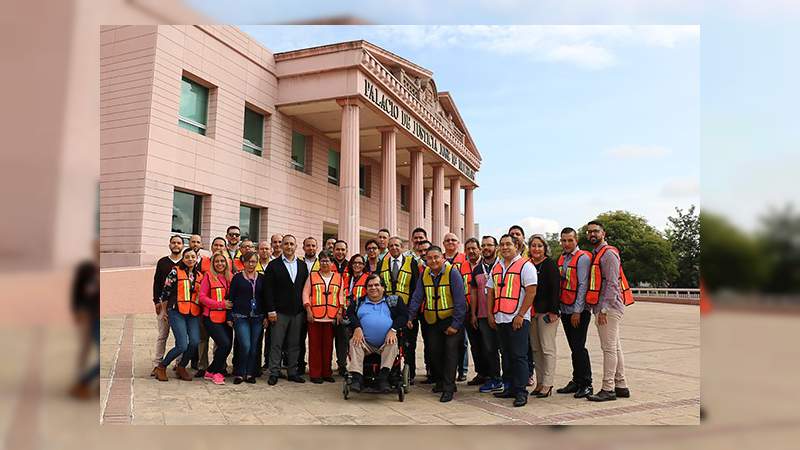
[100,26,481,268]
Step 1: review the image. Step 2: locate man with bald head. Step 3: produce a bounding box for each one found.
[442,232,473,382]
[269,233,284,261]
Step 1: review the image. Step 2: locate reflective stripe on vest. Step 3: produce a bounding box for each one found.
[585,245,635,306]
[557,250,592,305]
[380,255,414,304]
[310,272,342,320]
[207,274,228,324]
[176,268,203,316]
[422,263,455,324]
[347,272,369,308]
[491,258,528,314]
[448,252,472,304]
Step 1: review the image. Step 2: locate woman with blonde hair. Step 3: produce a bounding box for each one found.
[199,251,233,385]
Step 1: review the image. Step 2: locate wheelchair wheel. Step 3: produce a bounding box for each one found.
[402,363,410,394]
[398,383,405,402]
[343,379,350,400]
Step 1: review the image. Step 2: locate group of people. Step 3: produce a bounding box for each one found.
[151,220,633,406]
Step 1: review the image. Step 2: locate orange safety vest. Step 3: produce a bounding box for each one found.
[491,258,529,315]
[557,250,593,305]
[206,274,228,324]
[347,272,369,307]
[585,245,634,306]
[309,271,343,320]
[448,252,473,304]
[176,268,203,316]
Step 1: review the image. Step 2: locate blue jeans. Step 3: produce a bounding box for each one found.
[497,320,530,395]
[233,315,264,377]
[162,310,200,368]
[204,317,232,374]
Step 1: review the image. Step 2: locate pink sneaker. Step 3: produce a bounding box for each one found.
[204,371,215,382]
[212,373,225,385]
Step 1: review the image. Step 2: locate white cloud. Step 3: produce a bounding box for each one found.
[660,177,700,198]
[607,145,672,159]
[368,25,698,70]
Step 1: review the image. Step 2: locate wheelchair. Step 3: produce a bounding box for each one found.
[342,331,411,402]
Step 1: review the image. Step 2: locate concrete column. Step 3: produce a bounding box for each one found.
[379,127,397,236]
[449,177,462,241]
[409,148,424,238]
[432,164,445,247]
[464,186,475,240]
[337,98,360,250]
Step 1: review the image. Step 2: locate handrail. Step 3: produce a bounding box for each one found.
[631,288,700,299]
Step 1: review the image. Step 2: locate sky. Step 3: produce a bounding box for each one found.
[192,0,800,234]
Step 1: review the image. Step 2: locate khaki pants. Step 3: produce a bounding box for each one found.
[153,303,171,366]
[347,338,398,374]
[197,319,209,370]
[530,314,559,387]
[595,310,627,391]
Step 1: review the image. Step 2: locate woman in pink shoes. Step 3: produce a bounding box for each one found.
[199,251,233,385]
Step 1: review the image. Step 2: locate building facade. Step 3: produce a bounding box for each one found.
[100,25,481,268]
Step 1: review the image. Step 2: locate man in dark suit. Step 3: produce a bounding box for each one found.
[263,234,310,385]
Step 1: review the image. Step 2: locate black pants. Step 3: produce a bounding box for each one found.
[497,320,530,395]
[561,311,593,388]
[476,318,500,379]
[333,322,348,371]
[404,318,420,379]
[466,318,487,377]
[203,318,232,374]
[426,318,463,394]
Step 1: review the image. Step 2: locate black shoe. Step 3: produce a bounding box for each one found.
[194,369,205,378]
[267,376,278,385]
[350,373,363,392]
[338,366,348,377]
[323,376,336,383]
[233,376,244,385]
[587,389,617,402]
[245,376,257,384]
[467,375,487,386]
[557,380,579,394]
[534,387,552,398]
[287,375,306,383]
[513,393,528,407]
[615,387,631,398]
[439,391,454,402]
[493,390,515,399]
[457,373,467,382]
[432,383,443,393]
[310,377,323,384]
[574,385,592,399]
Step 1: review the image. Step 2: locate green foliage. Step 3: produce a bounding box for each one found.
[666,205,700,288]
[579,210,677,287]
[700,211,767,292]
[544,232,562,260]
[758,205,800,293]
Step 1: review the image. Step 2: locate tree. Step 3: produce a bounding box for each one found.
[578,210,677,287]
[666,205,700,288]
[544,232,562,260]
[700,211,767,292]
[758,205,800,293]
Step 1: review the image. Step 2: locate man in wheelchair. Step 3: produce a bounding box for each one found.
[345,273,408,393]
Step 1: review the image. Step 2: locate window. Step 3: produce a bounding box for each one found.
[359,164,368,197]
[172,190,202,235]
[240,205,260,241]
[178,77,209,135]
[243,107,264,156]
[291,131,306,172]
[400,184,409,211]
[328,149,340,185]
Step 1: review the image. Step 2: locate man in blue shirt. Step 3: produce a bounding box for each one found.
[345,274,408,393]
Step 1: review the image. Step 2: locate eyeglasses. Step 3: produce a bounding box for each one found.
[587,229,602,234]
[366,247,378,251]
[444,238,458,242]
[228,233,240,237]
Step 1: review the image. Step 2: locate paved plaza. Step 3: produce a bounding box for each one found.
[100,302,700,425]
